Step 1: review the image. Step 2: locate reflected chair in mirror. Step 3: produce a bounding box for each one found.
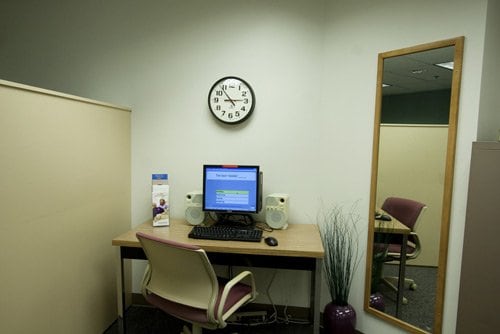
[380,197,427,303]
[136,232,257,334]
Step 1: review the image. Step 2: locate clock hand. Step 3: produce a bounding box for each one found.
[220,85,236,106]
[224,99,243,102]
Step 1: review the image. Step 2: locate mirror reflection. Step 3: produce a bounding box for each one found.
[365,38,464,334]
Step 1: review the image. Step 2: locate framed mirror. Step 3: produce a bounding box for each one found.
[364,37,464,333]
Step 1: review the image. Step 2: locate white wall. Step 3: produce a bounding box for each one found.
[477,0,500,140]
[317,1,487,333]
[0,0,493,333]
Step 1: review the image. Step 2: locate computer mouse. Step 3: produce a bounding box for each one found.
[264,236,278,246]
[375,213,392,221]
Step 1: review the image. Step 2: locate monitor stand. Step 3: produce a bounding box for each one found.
[215,213,255,229]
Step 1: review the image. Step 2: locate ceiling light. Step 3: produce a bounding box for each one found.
[435,61,454,70]
[382,83,391,88]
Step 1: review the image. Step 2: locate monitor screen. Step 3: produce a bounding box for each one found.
[202,165,262,214]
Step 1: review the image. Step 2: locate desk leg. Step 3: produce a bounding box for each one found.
[311,258,322,333]
[395,234,408,318]
[116,247,125,333]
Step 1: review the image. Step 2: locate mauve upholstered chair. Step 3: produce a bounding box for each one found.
[136,232,257,334]
[380,197,427,304]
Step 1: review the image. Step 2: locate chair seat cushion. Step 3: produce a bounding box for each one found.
[145,277,252,325]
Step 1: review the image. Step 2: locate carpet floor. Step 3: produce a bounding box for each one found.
[376,264,437,332]
[104,305,315,334]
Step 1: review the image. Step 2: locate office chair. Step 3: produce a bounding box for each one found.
[380,197,427,303]
[136,232,257,334]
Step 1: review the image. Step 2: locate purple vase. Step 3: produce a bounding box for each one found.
[323,303,356,334]
[369,292,385,312]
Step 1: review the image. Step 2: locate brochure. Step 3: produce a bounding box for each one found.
[152,174,169,227]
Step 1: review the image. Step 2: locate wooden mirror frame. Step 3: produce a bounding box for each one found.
[363,36,464,333]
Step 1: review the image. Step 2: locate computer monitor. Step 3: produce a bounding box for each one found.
[203,164,262,224]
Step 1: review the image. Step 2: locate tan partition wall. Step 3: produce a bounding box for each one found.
[376,125,448,267]
[0,80,131,333]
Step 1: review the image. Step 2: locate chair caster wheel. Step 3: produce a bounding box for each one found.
[409,283,417,290]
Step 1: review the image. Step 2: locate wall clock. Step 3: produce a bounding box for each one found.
[208,76,255,124]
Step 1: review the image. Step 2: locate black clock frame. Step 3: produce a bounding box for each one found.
[208,76,256,124]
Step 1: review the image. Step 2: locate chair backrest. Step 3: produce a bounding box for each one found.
[136,232,219,311]
[381,197,427,231]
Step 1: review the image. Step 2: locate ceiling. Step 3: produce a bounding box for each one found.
[382,46,455,95]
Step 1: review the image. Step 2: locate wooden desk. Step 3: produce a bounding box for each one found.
[374,215,410,318]
[112,219,324,333]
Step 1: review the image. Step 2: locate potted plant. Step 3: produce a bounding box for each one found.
[317,203,361,334]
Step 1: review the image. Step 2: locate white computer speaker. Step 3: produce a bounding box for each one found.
[185,190,205,226]
[265,193,289,229]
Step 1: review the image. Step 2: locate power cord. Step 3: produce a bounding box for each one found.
[225,269,310,327]
[255,221,273,232]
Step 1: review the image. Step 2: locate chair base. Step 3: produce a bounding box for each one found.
[383,275,418,290]
[382,276,418,304]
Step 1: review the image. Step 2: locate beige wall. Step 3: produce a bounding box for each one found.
[377,125,448,267]
[0,80,131,334]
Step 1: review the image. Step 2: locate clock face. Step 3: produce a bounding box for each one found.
[208,76,255,124]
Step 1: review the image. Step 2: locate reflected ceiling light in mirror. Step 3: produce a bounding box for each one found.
[435,61,454,70]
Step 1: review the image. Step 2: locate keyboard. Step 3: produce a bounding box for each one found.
[188,225,263,242]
